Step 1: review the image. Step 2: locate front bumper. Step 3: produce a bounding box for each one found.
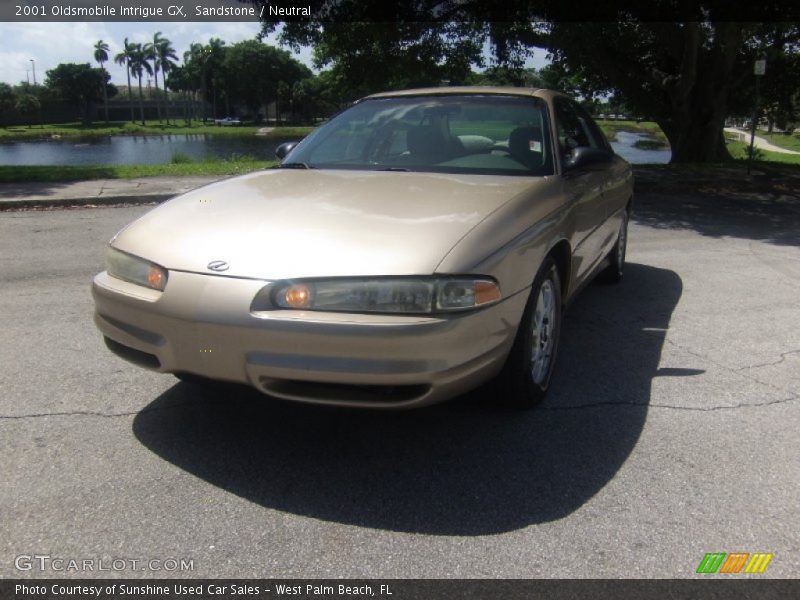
[92,270,527,408]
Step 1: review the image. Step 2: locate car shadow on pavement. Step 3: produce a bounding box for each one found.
[132,262,682,535]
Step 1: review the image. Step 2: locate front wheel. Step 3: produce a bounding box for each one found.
[494,257,563,409]
[601,210,628,284]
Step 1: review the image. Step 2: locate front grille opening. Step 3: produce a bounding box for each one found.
[259,377,429,404]
[104,337,161,369]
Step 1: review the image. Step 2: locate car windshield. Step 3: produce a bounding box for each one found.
[286,94,554,176]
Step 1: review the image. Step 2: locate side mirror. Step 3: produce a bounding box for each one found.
[564,146,613,171]
[275,141,300,160]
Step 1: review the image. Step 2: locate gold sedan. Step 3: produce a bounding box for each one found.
[92,87,633,409]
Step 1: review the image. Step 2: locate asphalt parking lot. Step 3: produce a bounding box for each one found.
[1,184,798,578]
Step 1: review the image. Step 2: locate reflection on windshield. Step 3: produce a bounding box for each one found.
[287,95,554,177]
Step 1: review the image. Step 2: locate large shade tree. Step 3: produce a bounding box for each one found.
[260,1,800,163]
[273,20,483,101]
[0,83,15,126]
[181,38,227,121]
[44,63,115,125]
[223,40,312,119]
[15,94,40,128]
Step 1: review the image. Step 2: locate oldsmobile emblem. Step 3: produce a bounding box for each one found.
[207,260,230,272]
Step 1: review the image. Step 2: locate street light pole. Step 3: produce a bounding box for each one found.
[29,59,36,86]
[748,57,766,175]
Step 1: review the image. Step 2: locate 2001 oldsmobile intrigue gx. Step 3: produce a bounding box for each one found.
[93,87,633,409]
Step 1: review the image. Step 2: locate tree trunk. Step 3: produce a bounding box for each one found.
[101,63,109,123]
[658,22,740,163]
[153,66,162,123]
[137,76,145,125]
[127,68,135,123]
[164,75,170,125]
[658,112,732,163]
[201,72,207,123]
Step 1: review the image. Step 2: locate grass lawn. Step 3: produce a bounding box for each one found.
[750,131,800,153]
[0,158,277,183]
[726,140,800,165]
[0,121,315,141]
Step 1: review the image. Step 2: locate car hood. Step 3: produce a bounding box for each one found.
[111,169,543,280]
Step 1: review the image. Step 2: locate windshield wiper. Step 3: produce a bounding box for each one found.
[279,162,313,169]
[377,167,409,172]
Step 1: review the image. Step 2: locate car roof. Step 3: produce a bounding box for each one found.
[364,86,566,101]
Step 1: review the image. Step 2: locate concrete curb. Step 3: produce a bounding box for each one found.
[0,194,171,211]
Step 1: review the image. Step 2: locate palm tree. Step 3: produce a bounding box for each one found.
[94,40,110,123]
[154,34,178,124]
[202,38,226,122]
[129,44,153,125]
[145,32,164,122]
[114,38,137,123]
[184,44,205,122]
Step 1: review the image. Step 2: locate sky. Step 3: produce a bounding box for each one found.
[0,22,549,88]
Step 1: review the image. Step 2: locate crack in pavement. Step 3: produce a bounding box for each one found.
[0,398,224,421]
[575,307,774,387]
[542,394,799,412]
[736,349,800,371]
[570,308,800,405]
[2,393,798,421]
[662,337,800,400]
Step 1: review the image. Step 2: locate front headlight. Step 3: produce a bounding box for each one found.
[106,246,168,291]
[270,277,500,314]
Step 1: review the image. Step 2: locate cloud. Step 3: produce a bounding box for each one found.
[0,21,545,88]
[0,21,314,87]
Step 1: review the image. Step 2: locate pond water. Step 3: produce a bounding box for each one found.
[0,130,672,166]
[0,134,287,166]
[610,131,671,164]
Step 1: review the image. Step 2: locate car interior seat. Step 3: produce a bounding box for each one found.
[508,126,545,170]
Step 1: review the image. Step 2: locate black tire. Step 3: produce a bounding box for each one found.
[494,257,563,409]
[600,210,628,284]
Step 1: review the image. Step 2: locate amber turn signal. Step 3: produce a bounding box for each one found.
[283,283,312,309]
[474,280,501,305]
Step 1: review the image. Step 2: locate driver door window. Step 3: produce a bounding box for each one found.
[554,99,600,160]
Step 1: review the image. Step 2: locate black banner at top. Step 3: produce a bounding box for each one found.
[3,0,800,22]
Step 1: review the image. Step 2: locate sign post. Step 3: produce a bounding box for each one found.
[748,58,766,174]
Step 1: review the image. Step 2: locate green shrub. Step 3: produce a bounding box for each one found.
[170,151,193,164]
[633,139,668,150]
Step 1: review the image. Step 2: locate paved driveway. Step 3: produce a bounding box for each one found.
[1,184,798,578]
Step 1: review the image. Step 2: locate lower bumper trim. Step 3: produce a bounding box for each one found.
[258,377,430,405]
[104,337,161,370]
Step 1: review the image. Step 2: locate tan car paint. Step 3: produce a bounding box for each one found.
[94,87,634,408]
[112,169,543,282]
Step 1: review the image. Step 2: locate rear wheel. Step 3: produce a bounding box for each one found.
[601,210,628,283]
[495,257,562,409]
